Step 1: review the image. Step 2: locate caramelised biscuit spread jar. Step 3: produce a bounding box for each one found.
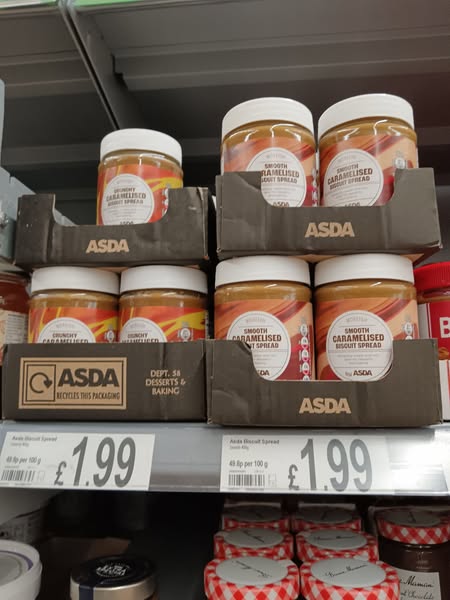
[314,254,418,381]
[221,97,318,207]
[215,256,314,381]
[319,94,417,207]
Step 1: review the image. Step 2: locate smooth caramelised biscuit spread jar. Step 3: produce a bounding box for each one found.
[29,267,119,344]
[315,254,418,381]
[97,128,183,225]
[119,265,207,343]
[221,97,318,207]
[319,94,417,207]
[215,256,314,381]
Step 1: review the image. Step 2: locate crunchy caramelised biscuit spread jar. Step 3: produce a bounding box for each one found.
[319,94,417,207]
[221,97,318,207]
[97,128,183,225]
[215,256,314,381]
[314,254,418,381]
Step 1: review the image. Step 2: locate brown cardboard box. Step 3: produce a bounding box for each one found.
[216,168,441,262]
[14,187,213,269]
[2,342,206,421]
[207,339,442,427]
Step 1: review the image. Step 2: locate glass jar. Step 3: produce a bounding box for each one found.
[221,97,318,207]
[119,265,208,342]
[70,555,157,599]
[300,557,399,600]
[319,93,417,207]
[377,509,450,600]
[97,128,183,225]
[215,256,314,381]
[314,254,418,381]
[0,272,29,364]
[296,529,378,563]
[29,267,119,343]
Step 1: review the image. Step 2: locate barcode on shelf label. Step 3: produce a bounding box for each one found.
[228,474,265,488]
[1,469,36,483]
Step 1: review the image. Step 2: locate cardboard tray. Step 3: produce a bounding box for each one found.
[2,341,206,421]
[206,339,442,427]
[216,168,441,263]
[14,186,213,269]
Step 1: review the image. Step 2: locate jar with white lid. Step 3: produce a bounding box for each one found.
[97,128,183,225]
[314,254,418,381]
[214,528,294,560]
[215,256,314,381]
[0,540,42,600]
[119,265,208,342]
[318,93,417,207]
[29,267,119,344]
[205,557,299,600]
[296,529,378,563]
[291,506,362,533]
[70,555,157,600]
[221,97,318,207]
[222,505,290,532]
[300,558,399,600]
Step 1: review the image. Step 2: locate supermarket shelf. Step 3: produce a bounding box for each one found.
[0,421,450,495]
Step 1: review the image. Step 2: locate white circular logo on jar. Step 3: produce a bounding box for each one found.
[305,530,366,551]
[228,505,281,523]
[38,318,95,343]
[102,174,154,225]
[227,311,291,380]
[247,147,306,207]
[300,507,352,525]
[119,318,166,343]
[223,528,283,549]
[326,310,393,381]
[95,561,131,579]
[216,557,287,586]
[311,558,385,588]
[385,509,440,528]
[323,149,383,207]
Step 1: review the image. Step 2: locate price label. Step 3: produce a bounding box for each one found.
[0,432,155,490]
[221,435,391,494]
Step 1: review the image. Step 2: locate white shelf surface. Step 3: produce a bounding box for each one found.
[0,421,449,496]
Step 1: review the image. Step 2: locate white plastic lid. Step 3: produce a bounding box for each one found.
[0,541,42,600]
[31,267,119,296]
[216,557,288,586]
[318,93,415,139]
[120,265,207,295]
[305,529,366,551]
[299,507,353,525]
[100,128,182,165]
[215,256,311,288]
[223,528,283,549]
[383,509,440,528]
[311,558,385,588]
[222,97,314,140]
[315,254,414,287]
[226,505,282,523]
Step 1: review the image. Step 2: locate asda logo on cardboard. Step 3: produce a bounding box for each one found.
[304,222,355,238]
[299,397,351,414]
[85,239,130,254]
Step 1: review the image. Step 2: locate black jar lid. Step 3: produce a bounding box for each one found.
[70,555,156,599]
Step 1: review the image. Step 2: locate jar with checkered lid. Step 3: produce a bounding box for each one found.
[296,529,378,563]
[300,557,399,599]
[377,508,450,600]
[214,528,294,560]
[204,556,299,600]
[291,506,362,533]
[222,505,290,532]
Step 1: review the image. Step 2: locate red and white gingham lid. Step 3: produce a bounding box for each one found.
[214,528,294,560]
[377,509,450,545]
[223,505,290,532]
[296,529,379,563]
[204,557,299,600]
[292,507,362,533]
[300,558,399,600]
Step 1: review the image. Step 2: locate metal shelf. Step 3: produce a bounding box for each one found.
[0,421,449,496]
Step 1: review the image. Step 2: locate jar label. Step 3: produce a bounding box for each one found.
[320,133,417,206]
[97,163,182,225]
[215,300,314,381]
[395,568,441,600]
[216,557,287,586]
[119,306,206,342]
[0,310,28,364]
[222,528,283,549]
[316,297,418,380]
[419,301,450,360]
[29,308,118,343]
[222,137,317,206]
[311,558,385,587]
